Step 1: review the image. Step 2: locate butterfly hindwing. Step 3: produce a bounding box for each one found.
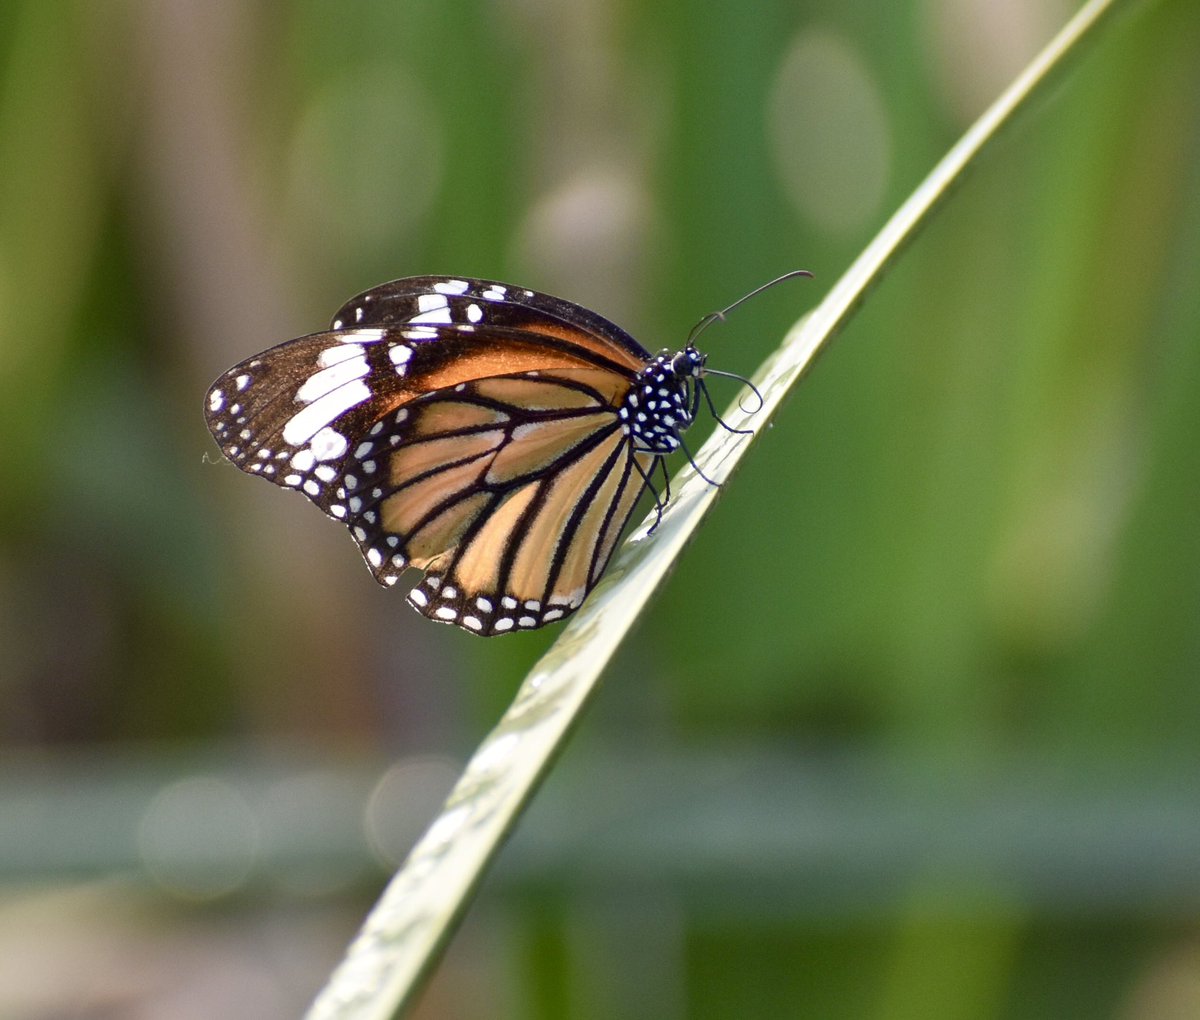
[403,434,655,633]
[336,367,638,597]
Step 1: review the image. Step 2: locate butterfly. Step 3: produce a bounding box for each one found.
[204,273,807,635]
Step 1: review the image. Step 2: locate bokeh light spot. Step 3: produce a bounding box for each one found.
[767,29,892,237]
[138,776,258,900]
[286,63,442,257]
[363,756,460,868]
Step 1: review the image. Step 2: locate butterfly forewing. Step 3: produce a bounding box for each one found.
[331,276,650,374]
[204,276,678,635]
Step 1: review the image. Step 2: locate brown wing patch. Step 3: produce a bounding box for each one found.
[448,481,542,596]
[485,412,614,485]
[470,377,602,410]
[408,401,511,436]
[550,448,652,604]
[502,320,648,374]
[530,368,631,408]
[404,338,625,394]
[389,430,504,482]
[406,491,493,567]
[589,451,655,588]
[380,457,487,536]
[504,436,625,602]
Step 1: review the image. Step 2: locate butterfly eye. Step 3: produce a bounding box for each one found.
[671,349,703,377]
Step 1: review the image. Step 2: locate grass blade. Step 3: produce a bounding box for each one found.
[306,1,1132,1016]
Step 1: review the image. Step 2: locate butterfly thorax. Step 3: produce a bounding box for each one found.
[618,346,705,454]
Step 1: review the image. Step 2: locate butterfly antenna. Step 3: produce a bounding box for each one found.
[686,269,814,346]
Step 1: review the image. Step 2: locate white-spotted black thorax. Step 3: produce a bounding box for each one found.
[617,344,707,454]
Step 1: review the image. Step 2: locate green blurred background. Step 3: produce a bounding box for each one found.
[1,0,1198,1016]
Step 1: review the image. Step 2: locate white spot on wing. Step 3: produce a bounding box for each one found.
[296,356,369,404]
[282,381,370,446]
[433,279,470,295]
[310,426,349,461]
[409,293,451,324]
[290,449,316,472]
[318,343,364,368]
[341,328,386,344]
[389,345,412,374]
[235,374,250,391]
[208,389,224,411]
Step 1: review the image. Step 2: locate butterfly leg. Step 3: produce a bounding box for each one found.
[633,455,668,533]
[677,433,720,488]
[647,457,674,533]
[698,376,756,436]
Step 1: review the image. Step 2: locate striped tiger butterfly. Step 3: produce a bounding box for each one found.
[204,273,810,635]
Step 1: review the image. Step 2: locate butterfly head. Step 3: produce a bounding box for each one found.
[668,344,707,380]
